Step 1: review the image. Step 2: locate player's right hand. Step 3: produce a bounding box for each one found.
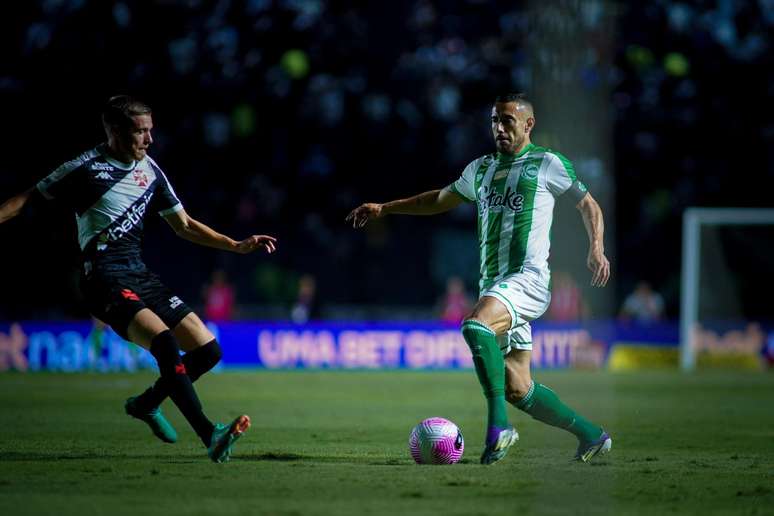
[235,235,278,254]
[346,203,383,228]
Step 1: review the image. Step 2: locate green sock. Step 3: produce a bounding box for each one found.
[461,320,509,434]
[514,381,602,443]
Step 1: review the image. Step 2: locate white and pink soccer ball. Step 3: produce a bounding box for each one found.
[409,417,464,464]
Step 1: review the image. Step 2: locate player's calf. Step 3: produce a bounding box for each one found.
[131,339,223,413]
[461,322,512,426]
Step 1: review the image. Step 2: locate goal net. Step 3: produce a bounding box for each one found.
[680,208,774,371]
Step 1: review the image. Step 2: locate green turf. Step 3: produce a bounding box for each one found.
[1,370,773,515]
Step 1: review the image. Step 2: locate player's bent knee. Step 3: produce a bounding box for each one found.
[461,317,490,329]
[187,338,222,371]
[206,339,223,366]
[461,316,507,335]
[505,378,532,405]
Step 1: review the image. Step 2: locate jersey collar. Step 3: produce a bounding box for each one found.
[497,143,535,160]
[97,143,136,170]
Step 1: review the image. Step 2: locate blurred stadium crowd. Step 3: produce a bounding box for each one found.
[1,0,772,321]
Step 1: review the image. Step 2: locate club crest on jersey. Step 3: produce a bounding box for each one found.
[478,186,524,213]
[522,163,539,180]
[132,169,149,187]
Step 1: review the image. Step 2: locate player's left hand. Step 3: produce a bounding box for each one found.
[346,203,383,228]
[235,235,277,254]
[587,247,610,287]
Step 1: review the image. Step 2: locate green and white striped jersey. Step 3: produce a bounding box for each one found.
[446,143,586,291]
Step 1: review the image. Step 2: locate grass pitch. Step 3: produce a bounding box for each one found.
[1,370,773,515]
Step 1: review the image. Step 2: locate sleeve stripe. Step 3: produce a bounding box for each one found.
[565,181,589,203]
[447,183,474,202]
[36,183,54,200]
[36,148,99,199]
[158,203,184,216]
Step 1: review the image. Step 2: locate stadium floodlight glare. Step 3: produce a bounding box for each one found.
[680,208,774,371]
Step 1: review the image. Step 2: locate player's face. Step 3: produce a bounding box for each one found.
[116,114,153,161]
[491,102,533,155]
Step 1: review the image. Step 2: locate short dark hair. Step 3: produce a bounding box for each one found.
[101,95,152,130]
[494,93,528,104]
[495,92,533,111]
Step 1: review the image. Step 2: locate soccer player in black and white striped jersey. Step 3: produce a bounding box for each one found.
[0,95,277,463]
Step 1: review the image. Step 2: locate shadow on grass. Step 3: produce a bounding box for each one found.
[239,452,306,462]
[236,453,416,466]
[1,450,427,467]
[0,451,203,462]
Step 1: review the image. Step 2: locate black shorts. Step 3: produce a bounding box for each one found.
[81,262,193,341]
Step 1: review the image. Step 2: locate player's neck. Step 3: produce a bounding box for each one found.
[104,142,135,166]
[514,137,534,154]
[500,139,533,158]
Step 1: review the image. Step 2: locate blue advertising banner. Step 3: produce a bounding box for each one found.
[2,320,769,373]
[0,322,157,373]
[0,321,615,372]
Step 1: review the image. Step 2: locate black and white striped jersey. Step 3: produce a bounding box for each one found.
[36,144,183,265]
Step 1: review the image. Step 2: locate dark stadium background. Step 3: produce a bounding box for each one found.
[2,3,774,516]
[1,0,772,323]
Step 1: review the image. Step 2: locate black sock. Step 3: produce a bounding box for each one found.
[149,331,215,446]
[135,339,222,411]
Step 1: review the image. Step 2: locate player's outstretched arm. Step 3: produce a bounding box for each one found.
[576,193,610,287]
[163,209,277,255]
[0,188,34,225]
[346,188,464,228]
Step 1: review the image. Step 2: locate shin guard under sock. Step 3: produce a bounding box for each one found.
[135,339,222,412]
[514,381,602,442]
[461,320,509,439]
[149,331,215,445]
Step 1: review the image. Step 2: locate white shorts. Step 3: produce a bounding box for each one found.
[480,269,551,355]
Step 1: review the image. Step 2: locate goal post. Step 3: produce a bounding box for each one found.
[680,208,774,371]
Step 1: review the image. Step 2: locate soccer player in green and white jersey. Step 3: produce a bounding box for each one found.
[347,93,612,465]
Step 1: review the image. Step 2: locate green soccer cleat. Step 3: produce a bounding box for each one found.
[207,415,251,463]
[125,396,178,444]
[575,431,612,463]
[480,425,519,465]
